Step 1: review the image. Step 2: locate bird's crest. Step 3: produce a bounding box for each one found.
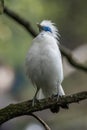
[40,20,60,40]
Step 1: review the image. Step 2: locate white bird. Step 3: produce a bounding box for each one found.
[25,20,67,111]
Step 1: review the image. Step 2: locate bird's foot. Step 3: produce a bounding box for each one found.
[57,95,69,109]
[51,93,60,100]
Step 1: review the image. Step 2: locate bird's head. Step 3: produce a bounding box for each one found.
[37,20,60,40]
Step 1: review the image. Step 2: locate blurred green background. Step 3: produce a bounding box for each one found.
[0,0,87,130]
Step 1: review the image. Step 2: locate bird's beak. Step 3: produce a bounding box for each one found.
[37,23,42,29]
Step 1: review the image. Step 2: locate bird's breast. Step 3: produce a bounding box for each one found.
[25,36,63,88]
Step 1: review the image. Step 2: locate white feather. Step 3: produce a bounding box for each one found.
[25,20,65,99]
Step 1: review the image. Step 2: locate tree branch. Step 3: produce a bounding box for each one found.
[4,6,87,72]
[31,113,51,130]
[60,45,87,72]
[4,6,37,37]
[0,91,87,125]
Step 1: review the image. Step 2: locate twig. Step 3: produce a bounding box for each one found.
[4,6,87,72]
[60,45,87,72]
[31,113,51,130]
[0,91,87,125]
[4,6,37,37]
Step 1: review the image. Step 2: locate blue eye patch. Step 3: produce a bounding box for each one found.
[42,26,52,33]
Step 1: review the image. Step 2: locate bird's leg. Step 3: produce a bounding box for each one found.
[56,82,60,101]
[32,88,39,106]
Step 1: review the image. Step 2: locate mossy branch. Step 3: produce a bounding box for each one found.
[0,91,87,125]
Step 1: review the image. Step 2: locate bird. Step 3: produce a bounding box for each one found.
[25,20,68,112]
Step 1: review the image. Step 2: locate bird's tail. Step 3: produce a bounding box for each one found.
[58,84,65,96]
[37,88,45,100]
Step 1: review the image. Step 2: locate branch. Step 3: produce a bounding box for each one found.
[60,45,87,72]
[31,113,51,130]
[4,6,37,37]
[0,91,87,125]
[4,6,87,72]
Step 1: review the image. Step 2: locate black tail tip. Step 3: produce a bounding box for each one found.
[61,104,69,109]
[50,105,60,113]
[50,104,69,113]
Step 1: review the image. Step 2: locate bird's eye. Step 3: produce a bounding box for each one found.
[42,26,52,33]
